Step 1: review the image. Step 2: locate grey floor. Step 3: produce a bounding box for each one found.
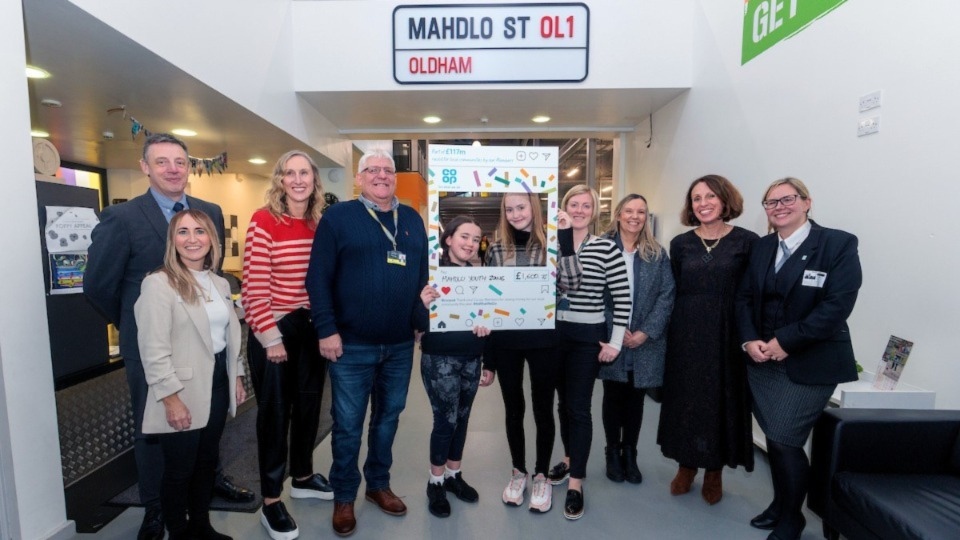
[77,351,823,539]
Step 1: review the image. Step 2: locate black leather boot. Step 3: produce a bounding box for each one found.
[605,445,626,482]
[622,446,643,484]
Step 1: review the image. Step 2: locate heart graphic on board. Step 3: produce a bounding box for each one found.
[441,287,451,295]
[529,152,539,160]
[515,318,525,326]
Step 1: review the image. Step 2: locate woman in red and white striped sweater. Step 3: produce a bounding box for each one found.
[242,150,330,540]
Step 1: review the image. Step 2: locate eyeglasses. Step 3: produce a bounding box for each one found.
[762,194,801,209]
[362,166,396,176]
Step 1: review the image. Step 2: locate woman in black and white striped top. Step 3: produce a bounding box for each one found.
[551,184,631,521]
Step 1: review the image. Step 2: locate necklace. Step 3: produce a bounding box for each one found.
[697,226,728,263]
[193,271,214,303]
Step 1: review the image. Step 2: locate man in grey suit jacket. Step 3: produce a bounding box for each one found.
[84,133,251,540]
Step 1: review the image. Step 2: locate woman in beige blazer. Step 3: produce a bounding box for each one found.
[135,209,245,540]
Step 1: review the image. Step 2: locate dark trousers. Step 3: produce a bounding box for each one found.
[123,344,164,508]
[494,347,558,475]
[556,322,604,480]
[601,374,646,449]
[248,309,326,498]
[420,353,481,466]
[158,351,229,536]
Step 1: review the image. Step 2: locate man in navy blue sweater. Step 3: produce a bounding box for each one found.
[306,149,428,537]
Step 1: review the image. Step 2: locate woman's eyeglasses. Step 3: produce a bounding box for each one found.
[762,194,801,209]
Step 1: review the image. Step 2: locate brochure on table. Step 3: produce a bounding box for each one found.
[873,335,914,390]
[427,144,559,332]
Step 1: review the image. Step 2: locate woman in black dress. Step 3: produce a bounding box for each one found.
[657,174,758,505]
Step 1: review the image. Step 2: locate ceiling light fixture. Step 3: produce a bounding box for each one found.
[248,158,267,165]
[423,116,442,124]
[532,115,551,123]
[40,99,62,108]
[472,140,481,147]
[171,128,197,137]
[26,66,50,79]
[31,130,50,138]
[566,167,579,178]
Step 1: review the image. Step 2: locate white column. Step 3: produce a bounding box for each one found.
[0,0,74,538]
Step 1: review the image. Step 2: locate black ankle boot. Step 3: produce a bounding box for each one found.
[605,445,626,482]
[622,446,643,484]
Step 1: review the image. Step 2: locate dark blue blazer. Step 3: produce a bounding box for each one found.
[84,190,225,363]
[735,220,862,385]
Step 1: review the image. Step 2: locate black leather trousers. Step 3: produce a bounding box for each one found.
[247,308,326,498]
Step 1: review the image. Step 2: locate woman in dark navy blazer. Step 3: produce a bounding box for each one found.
[736,177,862,540]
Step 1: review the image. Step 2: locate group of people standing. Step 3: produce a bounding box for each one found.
[85,134,860,540]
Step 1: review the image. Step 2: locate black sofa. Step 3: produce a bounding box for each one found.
[809,408,960,540]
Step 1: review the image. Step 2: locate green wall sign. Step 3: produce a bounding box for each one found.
[742,0,848,65]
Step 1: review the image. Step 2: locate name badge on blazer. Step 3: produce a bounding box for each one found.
[802,270,827,288]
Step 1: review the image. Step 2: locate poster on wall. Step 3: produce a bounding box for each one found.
[427,144,559,332]
[44,206,99,295]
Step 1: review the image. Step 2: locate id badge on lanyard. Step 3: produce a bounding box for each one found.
[368,207,406,266]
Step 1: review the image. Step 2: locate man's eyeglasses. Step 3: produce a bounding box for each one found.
[362,166,396,176]
[762,194,802,209]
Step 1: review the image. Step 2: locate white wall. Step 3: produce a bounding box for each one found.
[0,0,74,538]
[628,1,960,408]
[294,0,692,91]
[69,0,353,168]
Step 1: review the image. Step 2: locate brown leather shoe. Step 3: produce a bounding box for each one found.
[702,469,723,505]
[364,487,407,516]
[332,501,356,537]
[670,465,697,495]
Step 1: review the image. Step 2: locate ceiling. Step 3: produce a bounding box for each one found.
[22,1,684,178]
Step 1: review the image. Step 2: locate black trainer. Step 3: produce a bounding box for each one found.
[443,472,479,502]
[260,501,299,540]
[290,473,334,501]
[547,461,570,485]
[563,488,584,520]
[427,482,451,518]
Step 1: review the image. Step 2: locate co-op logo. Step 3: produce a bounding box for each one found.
[441,169,458,184]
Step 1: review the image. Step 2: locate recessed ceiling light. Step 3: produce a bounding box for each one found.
[532,115,551,123]
[31,130,50,138]
[171,128,197,137]
[26,66,50,79]
[423,116,442,124]
[248,158,267,165]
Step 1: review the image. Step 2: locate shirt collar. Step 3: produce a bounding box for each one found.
[149,187,188,222]
[778,220,812,252]
[358,194,399,212]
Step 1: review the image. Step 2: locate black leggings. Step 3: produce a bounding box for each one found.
[601,373,647,449]
[494,347,558,475]
[248,308,326,498]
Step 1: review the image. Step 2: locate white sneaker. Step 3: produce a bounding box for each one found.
[528,473,552,513]
[502,469,527,506]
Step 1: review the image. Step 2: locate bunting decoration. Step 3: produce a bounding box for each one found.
[107,105,229,176]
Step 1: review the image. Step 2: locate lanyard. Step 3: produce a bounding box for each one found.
[575,233,592,256]
[366,207,399,251]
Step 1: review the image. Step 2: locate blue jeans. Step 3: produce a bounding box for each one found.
[328,341,414,502]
